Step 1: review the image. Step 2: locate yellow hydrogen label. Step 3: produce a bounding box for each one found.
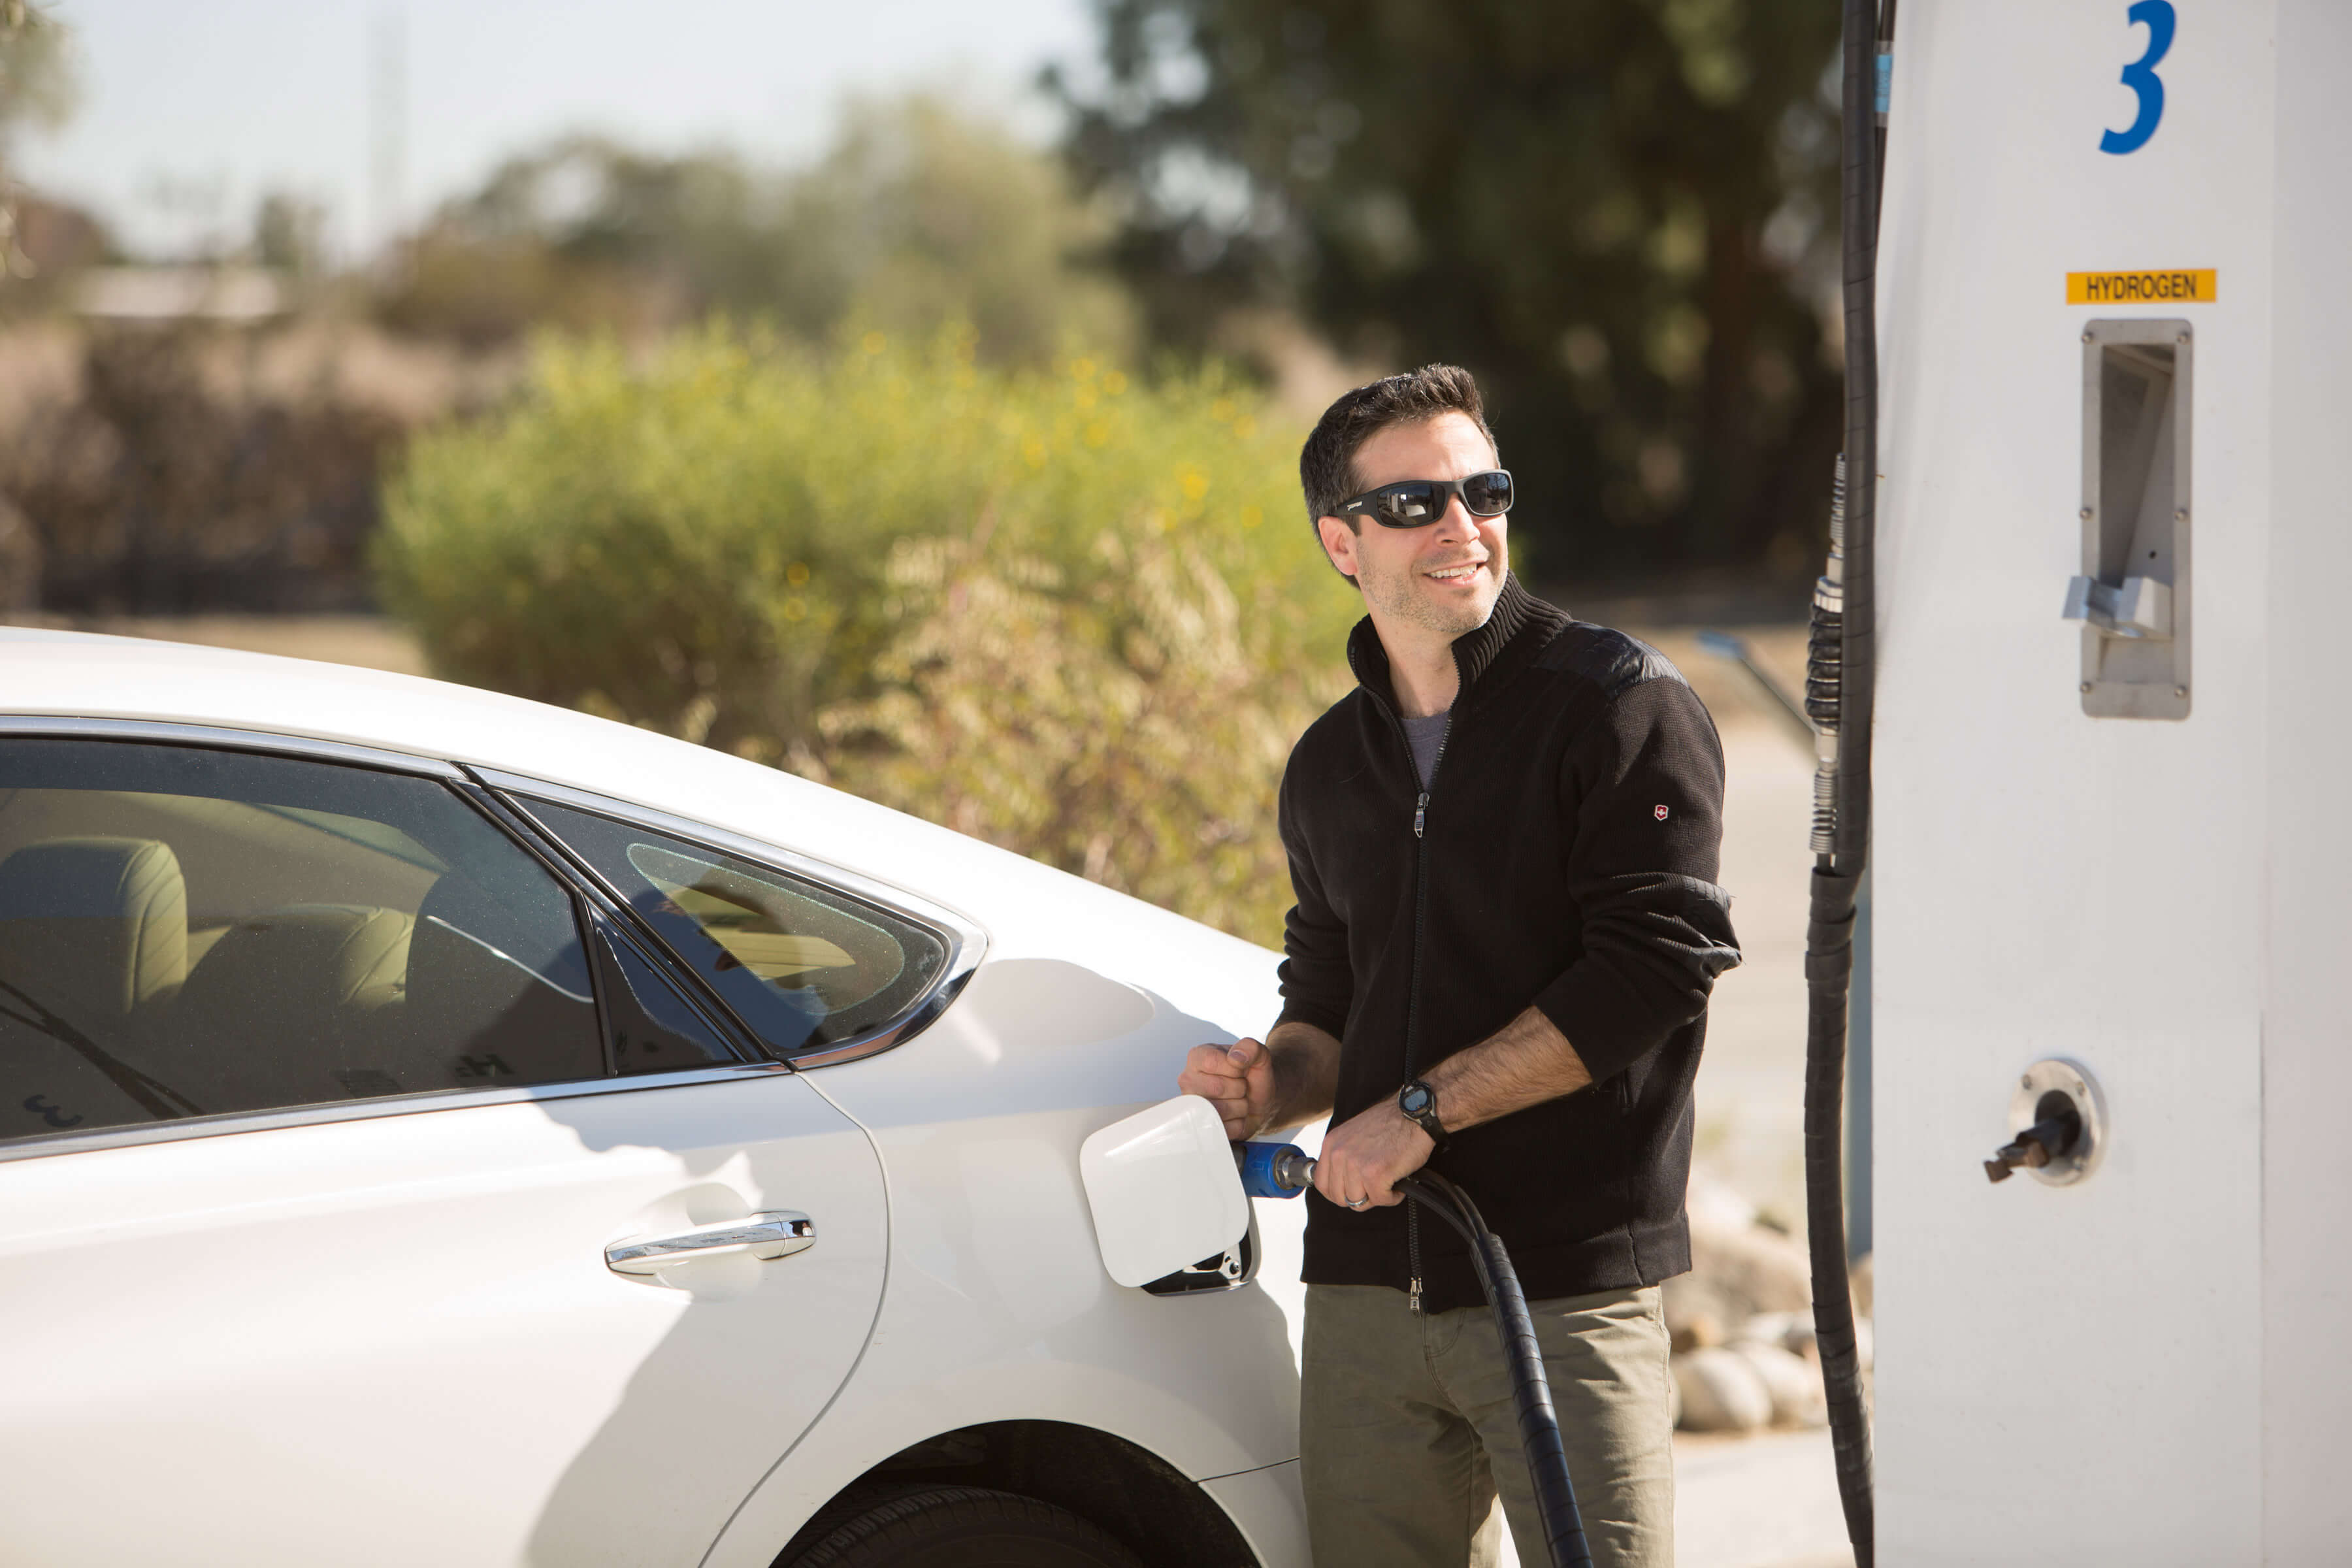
[2068,269,2217,304]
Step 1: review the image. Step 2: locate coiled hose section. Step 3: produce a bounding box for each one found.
[1808,459,1846,855]
[1803,0,1889,1562]
[1396,1171,1592,1568]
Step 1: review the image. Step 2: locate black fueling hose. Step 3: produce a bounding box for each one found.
[1803,0,1894,1563]
[1396,1171,1593,1568]
[1239,1146,1592,1568]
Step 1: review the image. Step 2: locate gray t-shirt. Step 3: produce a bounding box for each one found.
[1401,710,1450,791]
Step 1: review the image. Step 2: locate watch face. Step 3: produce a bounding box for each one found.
[1401,1083,1433,1117]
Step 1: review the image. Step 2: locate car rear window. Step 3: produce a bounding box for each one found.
[516,799,948,1059]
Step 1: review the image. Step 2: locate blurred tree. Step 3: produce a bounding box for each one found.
[0,0,76,290]
[1051,0,1846,580]
[784,96,1137,365]
[381,96,1137,365]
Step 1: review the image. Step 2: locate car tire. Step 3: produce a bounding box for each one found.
[783,1484,1144,1568]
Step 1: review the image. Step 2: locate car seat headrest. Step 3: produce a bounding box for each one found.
[0,836,188,1022]
[176,904,413,1025]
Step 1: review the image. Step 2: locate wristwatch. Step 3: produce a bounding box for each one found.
[1397,1079,1448,1152]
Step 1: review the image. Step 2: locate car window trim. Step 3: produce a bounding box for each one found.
[0,715,468,779]
[470,767,987,1070]
[0,1061,803,1165]
[457,784,772,1070]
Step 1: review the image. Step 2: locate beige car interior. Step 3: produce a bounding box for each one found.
[626,841,899,1012]
[0,786,596,1141]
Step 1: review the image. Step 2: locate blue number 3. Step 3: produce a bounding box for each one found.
[2102,0,2177,154]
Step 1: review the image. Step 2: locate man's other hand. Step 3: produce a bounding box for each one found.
[1313,1100,1434,1210]
[1179,1037,1276,1140]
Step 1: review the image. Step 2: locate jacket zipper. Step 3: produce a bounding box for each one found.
[1402,717,1449,1313]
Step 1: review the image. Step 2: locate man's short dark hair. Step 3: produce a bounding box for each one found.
[1298,366,1500,581]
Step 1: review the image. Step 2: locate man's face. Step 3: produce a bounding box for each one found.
[1317,412,1510,642]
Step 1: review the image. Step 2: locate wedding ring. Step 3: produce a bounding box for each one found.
[1347,1197,1368,1209]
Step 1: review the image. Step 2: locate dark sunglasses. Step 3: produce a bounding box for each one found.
[1337,470,1514,529]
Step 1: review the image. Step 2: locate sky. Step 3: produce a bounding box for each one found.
[14,0,1100,263]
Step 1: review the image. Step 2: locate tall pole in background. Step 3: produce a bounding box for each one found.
[368,5,406,275]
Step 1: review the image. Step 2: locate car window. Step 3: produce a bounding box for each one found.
[520,799,948,1059]
[0,738,605,1143]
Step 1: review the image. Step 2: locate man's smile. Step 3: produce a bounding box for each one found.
[1424,560,1487,583]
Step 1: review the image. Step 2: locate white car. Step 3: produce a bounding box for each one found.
[0,628,1315,1568]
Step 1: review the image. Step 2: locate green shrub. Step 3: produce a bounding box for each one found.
[377,324,1359,943]
[817,531,1315,943]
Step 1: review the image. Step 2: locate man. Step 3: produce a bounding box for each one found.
[1179,365,1740,1567]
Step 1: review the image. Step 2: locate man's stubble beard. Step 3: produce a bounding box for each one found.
[1359,553,1501,640]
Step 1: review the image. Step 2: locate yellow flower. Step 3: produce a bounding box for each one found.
[1180,470,1209,502]
[786,561,811,587]
[861,331,887,355]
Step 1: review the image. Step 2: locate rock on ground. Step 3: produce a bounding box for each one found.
[1672,1347,1774,1433]
[1728,1339,1827,1428]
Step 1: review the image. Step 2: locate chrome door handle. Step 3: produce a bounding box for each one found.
[605,1211,815,1275]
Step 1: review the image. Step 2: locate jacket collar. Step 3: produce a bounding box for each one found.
[1345,572,1566,713]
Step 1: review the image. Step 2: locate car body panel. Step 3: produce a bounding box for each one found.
[1201,1463,1311,1568]
[0,1073,885,1567]
[702,960,1306,1567]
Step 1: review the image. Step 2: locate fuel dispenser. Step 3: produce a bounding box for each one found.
[1851,0,2352,1560]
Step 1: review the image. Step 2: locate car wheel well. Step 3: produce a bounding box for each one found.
[772,1420,1259,1568]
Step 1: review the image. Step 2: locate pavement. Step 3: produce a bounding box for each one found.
[1674,1429,1856,1568]
[1490,1425,1854,1568]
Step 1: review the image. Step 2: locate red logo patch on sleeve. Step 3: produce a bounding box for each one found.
[1654,804,1670,821]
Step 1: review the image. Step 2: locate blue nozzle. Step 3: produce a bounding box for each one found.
[1234,1141,1315,1198]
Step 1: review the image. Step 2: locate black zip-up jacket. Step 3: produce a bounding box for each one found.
[1275,575,1741,1313]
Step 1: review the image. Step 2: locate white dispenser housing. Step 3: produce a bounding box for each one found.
[1872,1,2352,1557]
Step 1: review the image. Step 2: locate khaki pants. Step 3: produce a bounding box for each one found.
[1299,1282,1674,1568]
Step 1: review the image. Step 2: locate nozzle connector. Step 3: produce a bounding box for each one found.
[1233,1141,1316,1198]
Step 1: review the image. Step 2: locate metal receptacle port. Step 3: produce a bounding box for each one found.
[1985,1058,2108,1187]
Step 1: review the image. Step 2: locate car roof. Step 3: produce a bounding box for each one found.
[0,629,1277,1011]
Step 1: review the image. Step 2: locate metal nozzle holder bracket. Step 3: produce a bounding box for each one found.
[2073,319,2191,719]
